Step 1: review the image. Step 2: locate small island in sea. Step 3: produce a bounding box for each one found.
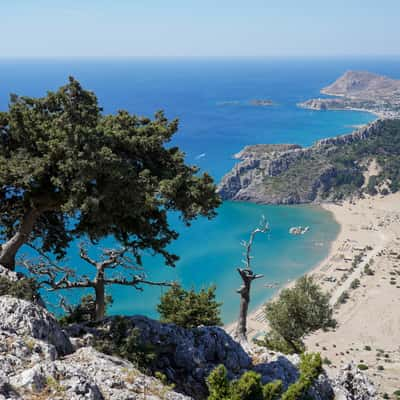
[298,70,400,118]
[249,99,274,106]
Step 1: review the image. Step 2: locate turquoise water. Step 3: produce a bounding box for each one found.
[108,202,340,323]
[2,57,398,322]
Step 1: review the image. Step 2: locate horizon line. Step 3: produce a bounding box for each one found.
[1,54,400,60]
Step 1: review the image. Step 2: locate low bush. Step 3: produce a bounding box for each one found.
[58,294,113,326]
[337,291,350,304]
[0,276,39,302]
[350,279,361,289]
[207,353,322,400]
[94,316,157,372]
[207,365,282,400]
[157,284,222,328]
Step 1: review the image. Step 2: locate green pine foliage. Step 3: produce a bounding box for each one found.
[206,353,322,400]
[206,365,283,400]
[157,284,222,328]
[264,276,336,353]
[0,77,220,268]
[207,365,231,400]
[281,353,323,400]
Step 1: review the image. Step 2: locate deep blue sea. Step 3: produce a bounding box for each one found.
[1,57,399,323]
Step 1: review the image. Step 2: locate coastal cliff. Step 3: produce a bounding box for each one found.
[218,119,400,204]
[298,71,400,118]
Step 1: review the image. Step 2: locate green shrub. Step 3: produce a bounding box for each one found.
[364,345,372,351]
[207,366,283,400]
[281,353,322,400]
[58,294,113,326]
[350,279,361,289]
[207,365,230,400]
[262,380,283,400]
[207,353,321,400]
[364,265,375,276]
[322,357,332,365]
[157,284,222,328]
[0,276,39,302]
[265,276,335,353]
[337,291,350,304]
[357,363,368,371]
[230,371,265,400]
[261,329,304,355]
[94,316,157,372]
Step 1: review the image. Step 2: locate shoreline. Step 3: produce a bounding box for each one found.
[224,201,342,337]
[226,192,400,393]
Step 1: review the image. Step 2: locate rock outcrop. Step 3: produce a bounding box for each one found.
[0,296,191,400]
[298,71,400,118]
[218,120,389,204]
[0,295,73,356]
[333,363,377,400]
[9,347,191,400]
[70,316,290,399]
[321,71,400,100]
[0,294,378,400]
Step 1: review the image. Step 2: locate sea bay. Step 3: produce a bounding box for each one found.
[2,57,397,322]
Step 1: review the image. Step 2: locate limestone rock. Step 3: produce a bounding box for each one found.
[88,316,252,399]
[0,296,73,356]
[11,347,191,400]
[218,120,387,204]
[333,362,377,400]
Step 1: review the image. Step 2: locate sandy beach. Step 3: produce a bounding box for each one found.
[226,192,400,395]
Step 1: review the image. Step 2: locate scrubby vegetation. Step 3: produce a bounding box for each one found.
[157,284,222,328]
[58,294,113,326]
[207,353,322,400]
[94,316,157,372]
[258,119,400,202]
[264,276,335,353]
[0,276,39,302]
[207,364,283,400]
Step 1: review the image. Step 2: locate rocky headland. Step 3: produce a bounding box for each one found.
[298,71,400,118]
[218,119,400,204]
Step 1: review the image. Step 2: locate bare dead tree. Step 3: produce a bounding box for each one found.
[21,243,175,321]
[235,216,270,343]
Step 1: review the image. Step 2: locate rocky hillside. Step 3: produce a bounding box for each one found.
[0,284,377,399]
[218,119,400,204]
[298,71,400,118]
[321,71,400,100]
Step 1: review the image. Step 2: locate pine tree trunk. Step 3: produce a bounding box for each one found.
[94,278,105,321]
[235,279,251,342]
[0,208,40,270]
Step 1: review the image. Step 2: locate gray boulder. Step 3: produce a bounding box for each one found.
[0,295,73,356]
[333,363,377,400]
[89,315,252,398]
[10,347,191,400]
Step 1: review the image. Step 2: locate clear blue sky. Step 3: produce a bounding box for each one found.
[1,0,399,57]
